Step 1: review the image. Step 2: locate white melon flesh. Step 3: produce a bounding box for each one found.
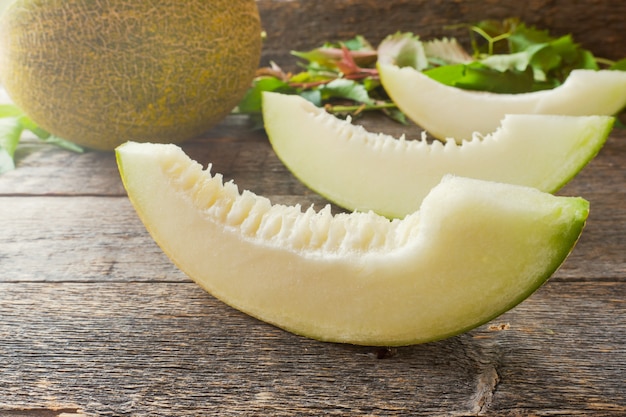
[262,92,611,218]
[116,141,588,346]
[378,65,626,140]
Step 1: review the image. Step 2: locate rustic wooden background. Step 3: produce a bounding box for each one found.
[258,0,626,69]
[1,0,625,416]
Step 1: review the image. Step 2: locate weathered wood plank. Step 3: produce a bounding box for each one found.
[1,2,624,415]
[0,194,326,283]
[0,196,180,283]
[2,129,625,283]
[1,116,625,197]
[257,0,626,70]
[0,280,624,416]
[0,118,269,197]
[1,185,624,284]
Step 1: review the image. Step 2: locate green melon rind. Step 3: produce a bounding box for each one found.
[378,65,626,140]
[116,142,589,346]
[262,91,611,218]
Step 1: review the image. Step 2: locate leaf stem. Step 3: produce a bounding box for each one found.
[595,57,616,67]
[289,71,379,90]
[325,102,398,114]
[470,25,511,56]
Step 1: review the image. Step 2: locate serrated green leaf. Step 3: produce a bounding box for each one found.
[381,107,409,125]
[298,89,323,107]
[423,64,467,85]
[361,77,381,92]
[292,39,377,74]
[425,62,535,93]
[610,59,626,71]
[292,49,339,70]
[464,18,605,88]
[507,23,553,52]
[578,50,599,70]
[321,79,372,104]
[240,18,626,130]
[527,44,563,81]
[458,64,535,93]
[341,35,374,52]
[293,61,338,80]
[237,77,293,114]
[288,71,314,84]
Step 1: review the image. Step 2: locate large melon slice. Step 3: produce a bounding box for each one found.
[263,92,611,218]
[378,65,626,140]
[116,141,588,346]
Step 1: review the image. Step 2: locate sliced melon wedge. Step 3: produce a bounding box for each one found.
[263,91,611,218]
[378,65,626,140]
[116,141,588,346]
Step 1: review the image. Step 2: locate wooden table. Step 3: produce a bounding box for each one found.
[2,116,626,417]
[1,1,625,415]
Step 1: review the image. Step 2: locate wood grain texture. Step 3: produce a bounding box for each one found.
[1,120,625,416]
[257,0,626,70]
[1,1,625,415]
[0,281,624,416]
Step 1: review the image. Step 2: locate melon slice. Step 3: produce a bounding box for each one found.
[378,65,626,140]
[116,141,588,346]
[263,92,611,218]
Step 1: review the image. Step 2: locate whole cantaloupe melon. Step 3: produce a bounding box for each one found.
[0,0,262,150]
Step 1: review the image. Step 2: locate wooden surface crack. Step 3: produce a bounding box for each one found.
[471,365,500,415]
[0,407,87,417]
[456,334,504,416]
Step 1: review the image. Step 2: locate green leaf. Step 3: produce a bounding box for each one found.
[18,114,51,139]
[0,117,24,174]
[298,89,323,107]
[423,64,467,85]
[237,77,294,114]
[578,49,599,70]
[0,102,84,174]
[40,134,84,153]
[288,71,316,84]
[292,61,338,81]
[292,49,339,70]
[527,44,563,81]
[0,104,24,118]
[361,77,381,92]
[239,18,626,130]
[461,18,607,88]
[340,35,374,52]
[320,79,373,104]
[381,107,409,125]
[507,23,553,53]
[292,42,377,77]
[459,64,536,93]
[425,62,535,93]
[610,59,626,71]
